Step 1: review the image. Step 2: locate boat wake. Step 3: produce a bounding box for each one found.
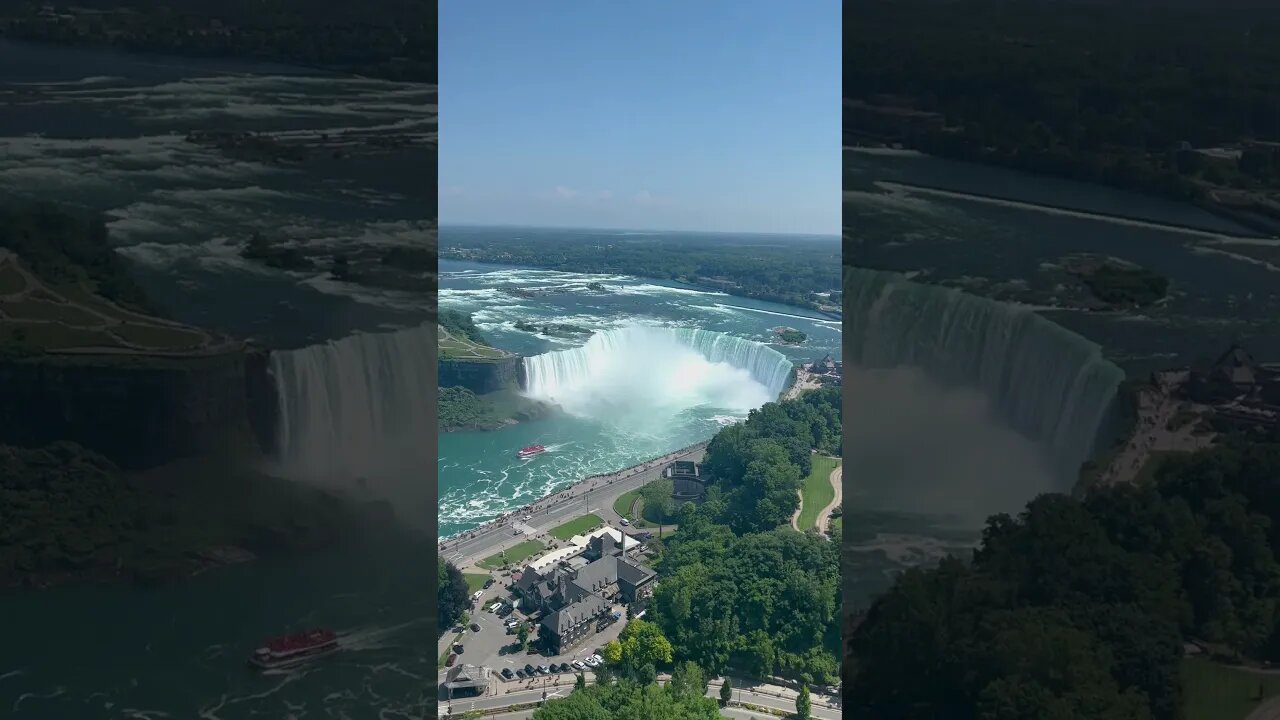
[335,619,427,653]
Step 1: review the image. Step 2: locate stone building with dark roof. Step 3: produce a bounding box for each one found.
[442,664,491,696]
[663,459,706,499]
[512,546,657,654]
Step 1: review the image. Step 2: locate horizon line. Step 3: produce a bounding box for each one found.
[437,222,841,238]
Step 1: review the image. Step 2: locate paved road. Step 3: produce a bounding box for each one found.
[1247,695,1280,720]
[441,445,706,568]
[439,682,840,720]
[436,707,819,720]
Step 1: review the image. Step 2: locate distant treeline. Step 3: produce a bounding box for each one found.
[846,0,1280,198]
[441,233,840,312]
[1,0,435,82]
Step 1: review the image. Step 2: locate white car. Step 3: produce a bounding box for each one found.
[572,660,586,670]
[472,590,483,600]
[521,515,531,522]
[619,518,629,526]
[590,654,604,665]
[583,656,599,667]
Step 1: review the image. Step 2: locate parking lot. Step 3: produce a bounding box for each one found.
[443,573,635,690]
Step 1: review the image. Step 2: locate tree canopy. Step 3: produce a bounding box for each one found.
[531,679,725,720]
[437,557,469,638]
[440,228,840,312]
[847,437,1280,719]
[703,388,841,533]
[846,0,1280,203]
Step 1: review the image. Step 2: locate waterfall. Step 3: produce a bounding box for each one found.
[269,324,434,483]
[844,267,1124,476]
[522,326,794,421]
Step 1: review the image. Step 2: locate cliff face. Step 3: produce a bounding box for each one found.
[438,356,523,394]
[244,347,280,455]
[0,350,257,470]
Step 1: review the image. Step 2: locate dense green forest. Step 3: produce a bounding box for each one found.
[846,0,1280,209]
[0,0,434,81]
[438,309,486,345]
[847,437,1280,718]
[702,387,843,533]
[441,233,841,312]
[535,388,841,717]
[0,203,154,314]
[437,387,485,432]
[650,388,843,687]
[437,556,469,638]
[533,661,724,719]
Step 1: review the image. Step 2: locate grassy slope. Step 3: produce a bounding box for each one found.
[550,513,603,541]
[797,456,841,531]
[479,539,546,570]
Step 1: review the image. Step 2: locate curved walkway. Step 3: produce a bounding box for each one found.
[816,465,842,534]
[791,461,842,536]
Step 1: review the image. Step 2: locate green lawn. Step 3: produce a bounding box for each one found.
[478,539,545,570]
[111,322,207,349]
[797,456,840,531]
[463,572,490,593]
[550,513,603,540]
[613,489,641,519]
[1183,657,1280,720]
[2,298,101,325]
[438,326,510,360]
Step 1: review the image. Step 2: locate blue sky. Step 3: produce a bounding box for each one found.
[439,1,840,235]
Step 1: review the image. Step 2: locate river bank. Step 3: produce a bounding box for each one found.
[846,140,1280,238]
[438,441,708,548]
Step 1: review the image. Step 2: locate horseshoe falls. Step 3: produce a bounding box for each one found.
[269,323,435,484]
[844,267,1124,478]
[522,326,794,427]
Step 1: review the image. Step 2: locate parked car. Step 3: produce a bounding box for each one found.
[483,578,494,589]
[572,660,586,671]
[446,653,457,667]
[454,643,464,653]
[538,664,551,674]
[452,625,463,633]
[590,654,604,665]
[515,669,525,679]
[501,668,514,680]
[619,518,629,526]
[583,656,599,668]
[472,590,483,600]
[524,664,535,675]
[470,623,481,632]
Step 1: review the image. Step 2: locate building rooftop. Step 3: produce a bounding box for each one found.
[444,664,492,690]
